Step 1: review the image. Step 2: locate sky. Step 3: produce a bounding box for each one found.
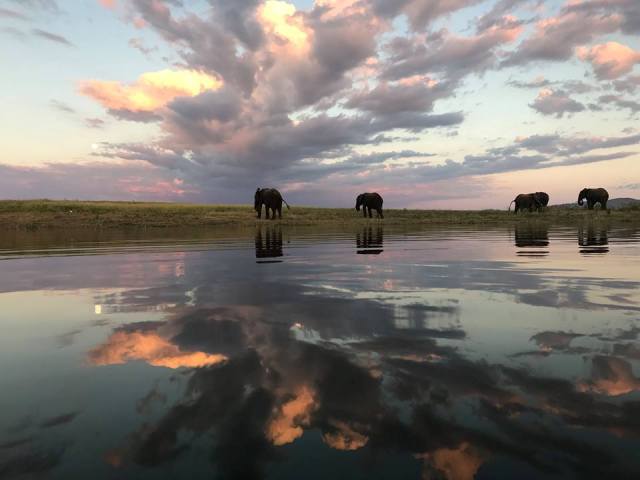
[0,0,639,209]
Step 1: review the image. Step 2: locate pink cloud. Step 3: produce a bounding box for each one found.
[578,41,640,79]
[98,0,117,9]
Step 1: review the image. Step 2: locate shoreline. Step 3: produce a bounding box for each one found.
[0,200,637,230]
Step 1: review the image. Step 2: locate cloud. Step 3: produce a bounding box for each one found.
[128,37,158,57]
[476,0,540,32]
[502,4,622,66]
[613,74,640,93]
[98,0,117,9]
[578,356,640,397]
[578,42,640,80]
[0,7,29,20]
[68,0,640,205]
[39,412,79,428]
[372,0,484,31]
[598,94,640,115]
[84,117,106,129]
[49,99,75,114]
[88,328,227,369]
[529,88,585,117]
[79,69,223,116]
[0,161,193,201]
[31,28,73,46]
[382,22,523,83]
[6,0,60,14]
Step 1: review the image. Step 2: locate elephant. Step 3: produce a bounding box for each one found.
[534,192,550,209]
[578,224,609,255]
[355,192,384,219]
[509,193,542,213]
[515,223,549,256]
[356,226,384,255]
[255,226,284,262]
[255,188,290,220]
[578,188,609,211]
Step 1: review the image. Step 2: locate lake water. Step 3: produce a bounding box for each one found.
[1,223,639,479]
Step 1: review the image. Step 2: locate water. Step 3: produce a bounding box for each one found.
[0,223,639,479]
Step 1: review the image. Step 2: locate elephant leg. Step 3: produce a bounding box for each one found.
[377,208,384,219]
[271,207,277,220]
[278,207,282,219]
[257,205,262,219]
[588,201,594,210]
[362,207,367,218]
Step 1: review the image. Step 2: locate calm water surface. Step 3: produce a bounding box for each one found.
[0,224,639,479]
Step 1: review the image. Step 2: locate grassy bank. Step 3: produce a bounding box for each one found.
[0,199,637,230]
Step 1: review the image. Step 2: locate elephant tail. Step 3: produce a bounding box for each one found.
[508,200,515,212]
[282,198,291,210]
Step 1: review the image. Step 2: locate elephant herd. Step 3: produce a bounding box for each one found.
[509,188,610,214]
[255,186,611,220]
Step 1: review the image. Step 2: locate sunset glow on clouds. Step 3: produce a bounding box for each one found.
[1,0,639,207]
[88,329,227,369]
[79,69,223,113]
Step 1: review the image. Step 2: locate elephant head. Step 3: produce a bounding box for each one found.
[254,188,262,212]
[578,188,589,206]
[355,194,364,211]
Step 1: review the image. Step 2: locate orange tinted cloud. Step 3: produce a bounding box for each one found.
[578,356,640,397]
[98,0,117,9]
[258,0,310,52]
[578,42,640,79]
[88,330,226,369]
[418,443,485,480]
[322,420,368,451]
[79,69,223,112]
[267,386,316,446]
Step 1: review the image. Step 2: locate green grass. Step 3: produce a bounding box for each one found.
[0,199,637,230]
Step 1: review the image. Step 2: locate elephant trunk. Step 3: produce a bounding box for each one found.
[508,200,515,212]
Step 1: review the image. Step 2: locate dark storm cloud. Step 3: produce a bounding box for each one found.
[31,28,73,46]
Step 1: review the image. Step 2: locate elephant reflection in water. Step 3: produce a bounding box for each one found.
[356,226,383,255]
[578,225,609,254]
[514,223,549,249]
[255,227,284,262]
